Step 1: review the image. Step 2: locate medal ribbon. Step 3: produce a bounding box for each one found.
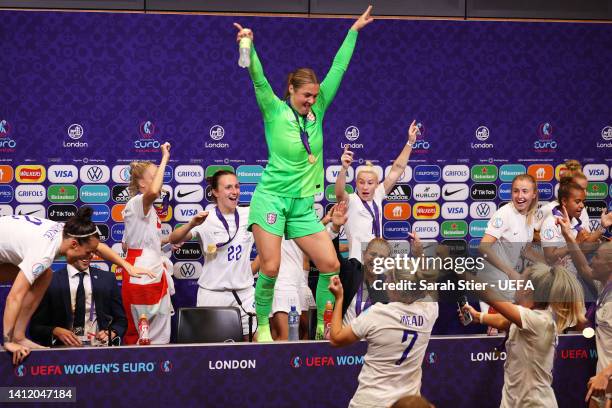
[215,206,240,248]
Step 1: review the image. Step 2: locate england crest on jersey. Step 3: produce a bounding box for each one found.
[266,212,277,225]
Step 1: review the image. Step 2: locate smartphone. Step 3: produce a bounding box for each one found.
[161,243,173,253]
[457,295,473,326]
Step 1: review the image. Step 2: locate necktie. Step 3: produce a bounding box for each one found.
[74,272,86,329]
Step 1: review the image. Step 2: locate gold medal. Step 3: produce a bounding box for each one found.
[207,244,217,254]
[308,154,316,164]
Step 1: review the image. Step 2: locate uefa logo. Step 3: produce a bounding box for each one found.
[0,119,11,136]
[345,126,359,141]
[210,125,225,141]
[602,126,612,141]
[538,122,553,139]
[475,126,489,141]
[139,121,156,138]
[67,124,84,140]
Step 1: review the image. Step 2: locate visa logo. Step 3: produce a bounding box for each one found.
[53,170,74,178]
[588,169,605,176]
[180,209,198,217]
[448,207,464,214]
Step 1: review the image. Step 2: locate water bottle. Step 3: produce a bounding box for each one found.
[138,314,151,345]
[288,305,300,341]
[323,300,333,340]
[238,37,251,68]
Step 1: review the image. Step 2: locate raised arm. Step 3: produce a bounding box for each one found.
[318,6,373,111]
[168,211,208,245]
[383,120,418,194]
[335,145,353,203]
[142,142,170,215]
[459,303,512,331]
[234,23,281,121]
[557,208,593,282]
[328,276,360,347]
[95,243,155,279]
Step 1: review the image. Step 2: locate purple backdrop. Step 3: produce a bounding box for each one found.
[0,9,610,382]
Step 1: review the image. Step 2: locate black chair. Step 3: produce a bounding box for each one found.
[176,306,243,343]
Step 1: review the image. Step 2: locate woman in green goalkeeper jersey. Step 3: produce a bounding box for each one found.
[234,5,374,341]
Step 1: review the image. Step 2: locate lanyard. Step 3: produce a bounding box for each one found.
[286,101,316,164]
[215,206,240,248]
[355,283,372,317]
[360,199,381,238]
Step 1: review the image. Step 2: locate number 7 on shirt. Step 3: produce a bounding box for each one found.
[395,329,418,366]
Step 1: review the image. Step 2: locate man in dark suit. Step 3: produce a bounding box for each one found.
[30,257,127,346]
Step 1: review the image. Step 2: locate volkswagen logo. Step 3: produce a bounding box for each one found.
[87,166,103,182]
[180,263,196,278]
[475,203,491,218]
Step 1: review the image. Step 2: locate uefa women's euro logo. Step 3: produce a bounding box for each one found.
[534,122,557,153]
[0,119,17,152]
[134,120,160,152]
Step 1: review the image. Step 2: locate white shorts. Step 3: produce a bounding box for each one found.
[197,286,257,336]
[271,283,315,315]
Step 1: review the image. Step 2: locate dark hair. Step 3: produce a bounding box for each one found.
[63,206,100,244]
[206,170,237,203]
[284,68,319,99]
[558,177,584,204]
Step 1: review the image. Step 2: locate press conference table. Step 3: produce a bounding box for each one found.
[0,334,595,407]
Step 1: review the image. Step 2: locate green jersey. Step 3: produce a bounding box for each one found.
[248,29,358,198]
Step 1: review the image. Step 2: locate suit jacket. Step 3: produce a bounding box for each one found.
[30,266,127,346]
[333,236,388,316]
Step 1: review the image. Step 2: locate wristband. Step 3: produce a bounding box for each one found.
[326,223,339,240]
[480,312,486,324]
[406,141,413,147]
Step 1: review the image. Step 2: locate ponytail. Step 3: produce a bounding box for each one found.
[529,263,585,333]
[63,206,100,244]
